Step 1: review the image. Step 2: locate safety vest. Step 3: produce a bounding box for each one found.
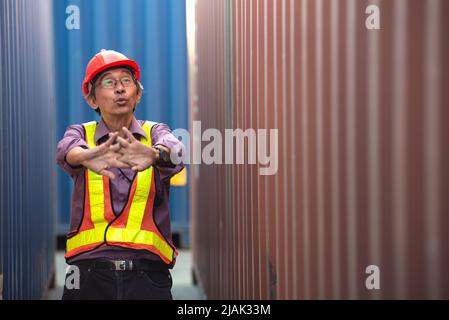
[65,121,178,264]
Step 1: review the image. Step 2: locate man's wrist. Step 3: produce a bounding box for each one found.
[153,146,161,162]
[152,145,171,166]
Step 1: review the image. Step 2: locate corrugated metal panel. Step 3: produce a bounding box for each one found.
[188,0,449,299]
[0,0,56,299]
[53,0,190,247]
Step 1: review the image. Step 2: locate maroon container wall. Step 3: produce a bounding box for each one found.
[187,0,449,299]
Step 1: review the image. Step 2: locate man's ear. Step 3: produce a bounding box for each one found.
[85,96,99,112]
[136,89,142,104]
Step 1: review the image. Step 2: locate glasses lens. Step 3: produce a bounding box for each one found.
[120,77,132,87]
[101,78,115,88]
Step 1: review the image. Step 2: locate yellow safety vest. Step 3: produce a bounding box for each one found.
[65,121,178,264]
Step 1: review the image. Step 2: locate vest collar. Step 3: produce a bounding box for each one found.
[94,116,148,145]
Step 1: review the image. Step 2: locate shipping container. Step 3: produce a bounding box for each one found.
[188,0,449,299]
[52,0,190,247]
[0,0,56,299]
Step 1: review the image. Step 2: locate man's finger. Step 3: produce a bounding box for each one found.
[98,133,118,153]
[82,148,97,161]
[100,169,115,180]
[116,136,131,148]
[109,143,121,152]
[122,127,136,142]
[131,165,142,172]
[105,132,118,145]
[104,137,113,147]
[111,159,131,169]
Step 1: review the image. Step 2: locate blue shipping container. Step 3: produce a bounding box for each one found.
[0,0,56,299]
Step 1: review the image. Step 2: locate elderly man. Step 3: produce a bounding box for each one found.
[56,49,184,300]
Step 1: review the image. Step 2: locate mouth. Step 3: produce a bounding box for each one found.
[114,97,129,107]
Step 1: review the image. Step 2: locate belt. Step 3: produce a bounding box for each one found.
[74,259,168,272]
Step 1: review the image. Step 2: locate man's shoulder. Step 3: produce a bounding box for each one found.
[63,121,99,138]
[65,123,88,133]
[137,119,160,125]
[137,120,165,131]
[68,121,98,129]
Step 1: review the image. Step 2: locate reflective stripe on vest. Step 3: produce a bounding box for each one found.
[65,121,178,264]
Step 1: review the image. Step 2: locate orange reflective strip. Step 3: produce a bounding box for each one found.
[65,242,105,259]
[140,170,178,261]
[110,177,138,228]
[78,170,95,232]
[106,242,172,264]
[103,176,116,222]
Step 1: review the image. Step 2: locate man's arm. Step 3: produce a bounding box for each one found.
[57,126,127,179]
[66,146,89,167]
[56,125,89,177]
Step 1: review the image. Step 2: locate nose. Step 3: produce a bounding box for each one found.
[115,81,125,94]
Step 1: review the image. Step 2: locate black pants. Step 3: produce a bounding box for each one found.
[62,262,173,300]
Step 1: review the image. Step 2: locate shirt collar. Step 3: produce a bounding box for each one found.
[94,116,148,145]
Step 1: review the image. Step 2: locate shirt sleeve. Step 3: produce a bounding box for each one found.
[56,124,88,177]
[151,123,186,181]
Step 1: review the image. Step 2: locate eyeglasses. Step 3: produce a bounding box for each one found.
[97,76,134,89]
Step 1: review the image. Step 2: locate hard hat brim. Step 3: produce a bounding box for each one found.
[82,59,140,97]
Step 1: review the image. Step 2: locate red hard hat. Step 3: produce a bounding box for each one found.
[82,49,140,97]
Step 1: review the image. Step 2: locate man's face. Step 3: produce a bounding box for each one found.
[87,67,141,116]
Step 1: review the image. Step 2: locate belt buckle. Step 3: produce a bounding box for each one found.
[114,260,133,271]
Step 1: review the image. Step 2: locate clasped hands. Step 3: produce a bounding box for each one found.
[81,127,158,179]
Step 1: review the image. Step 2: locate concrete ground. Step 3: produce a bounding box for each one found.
[48,249,205,300]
